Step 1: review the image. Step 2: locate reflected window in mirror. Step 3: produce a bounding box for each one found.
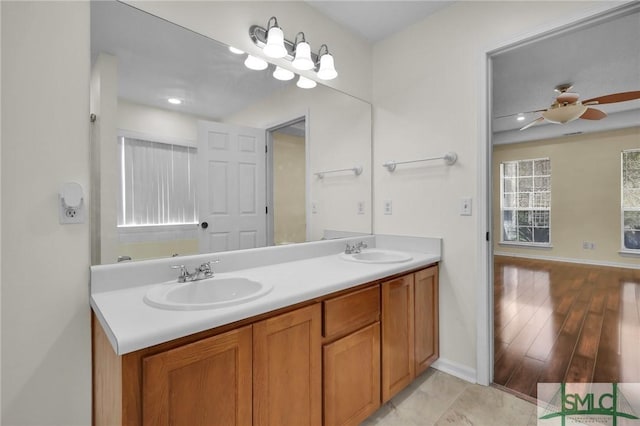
[118,134,197,227]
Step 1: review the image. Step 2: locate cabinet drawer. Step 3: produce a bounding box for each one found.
[323,285,380,339]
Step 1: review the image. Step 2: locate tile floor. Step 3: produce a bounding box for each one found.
[361,369,537,426]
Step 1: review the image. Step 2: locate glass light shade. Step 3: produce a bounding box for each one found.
[296,76,317,89]
[244,55,268,71]
[263,26,287,58]
[228,46,244,55]
[542,104,587,124]
[292,42,314,70]
[317,53,338,80]
[273,66,295,81]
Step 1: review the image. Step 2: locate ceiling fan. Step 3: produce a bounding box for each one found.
[517,84,640,131]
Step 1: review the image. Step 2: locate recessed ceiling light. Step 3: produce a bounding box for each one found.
[228,46,244,55]
[516,115,525,121]
[168,98,182,105]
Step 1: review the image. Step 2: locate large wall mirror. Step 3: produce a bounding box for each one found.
[90,1,372,265]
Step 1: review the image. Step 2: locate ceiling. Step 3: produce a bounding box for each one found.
[305,1,452,42]
[491,6,640,144]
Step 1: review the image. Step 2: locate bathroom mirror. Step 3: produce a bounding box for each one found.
[90,1,372,265]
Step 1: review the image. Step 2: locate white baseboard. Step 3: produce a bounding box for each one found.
[432,358,477,384]
[493,251,640,270]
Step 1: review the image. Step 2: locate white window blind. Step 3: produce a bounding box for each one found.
[622,149,640,251]
[500,158,551,245]
[118,136,197,227]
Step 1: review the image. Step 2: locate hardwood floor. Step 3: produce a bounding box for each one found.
[493,256,640,399]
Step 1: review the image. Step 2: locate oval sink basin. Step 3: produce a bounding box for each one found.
[340,249,413,264]
[144,275,272,310]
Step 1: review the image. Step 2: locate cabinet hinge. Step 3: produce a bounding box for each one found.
[486,231,490,242]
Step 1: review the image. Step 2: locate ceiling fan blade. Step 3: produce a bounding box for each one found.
[494,109,545,119]
[582,91,640,105]
[580,108,607,120]
[519,116,544,131]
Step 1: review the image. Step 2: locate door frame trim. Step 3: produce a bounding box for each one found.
[476,1,637,386]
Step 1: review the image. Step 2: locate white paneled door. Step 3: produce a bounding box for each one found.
[198,120,266,253]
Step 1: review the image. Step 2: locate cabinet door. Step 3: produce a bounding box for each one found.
[254,304,322,426]
[142,325,252,426]
[324,322,380,426]
[381,274,415,402]
[415,266,439,376]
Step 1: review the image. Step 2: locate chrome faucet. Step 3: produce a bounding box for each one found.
[345,241,368,254]
[171,260,219,283]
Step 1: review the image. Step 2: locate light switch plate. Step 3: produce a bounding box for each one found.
[460,197,472,216]
[357,201,365,215]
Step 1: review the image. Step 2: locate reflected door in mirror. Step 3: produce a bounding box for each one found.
[198,120,267,253]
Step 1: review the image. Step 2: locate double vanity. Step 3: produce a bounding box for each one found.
[91,235,441,425]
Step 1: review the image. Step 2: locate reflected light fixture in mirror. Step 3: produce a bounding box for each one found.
[228,46,244,55]
[297,75,317,89]
[273,66,295,81]
[244,54,268,70]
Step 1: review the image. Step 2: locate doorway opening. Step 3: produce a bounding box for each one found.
[267,117,309,246]
[485,3,640,399]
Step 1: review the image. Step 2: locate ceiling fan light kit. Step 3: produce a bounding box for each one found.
[518,84,640,131]
[247,16,338,89]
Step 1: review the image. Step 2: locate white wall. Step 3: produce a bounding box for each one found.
[125,0,373,102]
[372,1,616,377]
[1,2,91,425]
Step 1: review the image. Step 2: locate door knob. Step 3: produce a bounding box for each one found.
[201,221,208,229]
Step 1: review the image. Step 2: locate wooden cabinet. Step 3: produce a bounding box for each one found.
[381,265,439,402]
[381,274,415,402]
[253,304,322,426]
[93,264,438,426]
[414,267,439,376]
[323,285,381,426]
[142,325,252,426]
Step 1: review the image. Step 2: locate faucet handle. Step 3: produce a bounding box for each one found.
[171,264,189,282]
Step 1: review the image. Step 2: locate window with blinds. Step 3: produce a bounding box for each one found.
[500,158,551,245]
[622,149,640,251]
[118,136,197,227]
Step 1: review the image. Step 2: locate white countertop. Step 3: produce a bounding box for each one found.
[90,235,441,355]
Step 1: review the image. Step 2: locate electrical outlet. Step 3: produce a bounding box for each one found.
[383,200,392,215]
[357,201,365,215]
[582,241,595,250]
[311,202,318,214]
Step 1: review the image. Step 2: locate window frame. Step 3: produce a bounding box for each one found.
[499,157,552,247]
[621,148,640,254]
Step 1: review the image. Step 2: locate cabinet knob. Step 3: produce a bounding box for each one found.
[201,221,209,229]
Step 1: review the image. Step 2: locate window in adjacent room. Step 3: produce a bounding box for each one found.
[118,135,197,227]
[500,158,551,245]
[622,149,640,251]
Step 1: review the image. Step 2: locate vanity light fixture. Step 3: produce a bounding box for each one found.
[297,76,317,89]
[292,32,314,71]
[316,44,338,80]
[273,66,295,81]
[263,17,287,58]
[244,54,268,71]
[167,98,182,105]
[248,17,338,85]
